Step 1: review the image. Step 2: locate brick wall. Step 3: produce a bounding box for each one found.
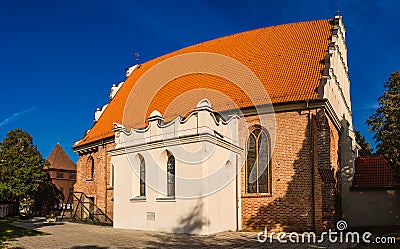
[240,111,314,232]
[74,142,115,219]
[49,170,76,203]
[240,109,341,232]
[313,110,340,231]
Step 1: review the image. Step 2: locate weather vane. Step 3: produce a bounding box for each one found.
[135,52,140,64]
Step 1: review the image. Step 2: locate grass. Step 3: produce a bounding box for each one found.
[0,217,47,248]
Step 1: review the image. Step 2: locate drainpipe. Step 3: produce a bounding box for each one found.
[236,154,239,231]
[102,139,107,216]
[307,101,315,231]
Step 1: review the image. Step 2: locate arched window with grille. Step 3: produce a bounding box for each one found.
[87,156,94,179]
[139,155,146,196]
[167,153,175,197]
[246,127,271,193]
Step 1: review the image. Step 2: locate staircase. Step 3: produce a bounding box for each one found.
[61,192,112,226]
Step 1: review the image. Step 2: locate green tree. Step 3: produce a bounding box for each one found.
[33,162,64,216]
[367,70,400,179]
[354,130,374,156]
[0,129,49,214]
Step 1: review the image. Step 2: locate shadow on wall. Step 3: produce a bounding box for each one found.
[339,117,356,223]
[340,118,355,186]
[172,200,210,234]
[244,111,340,232]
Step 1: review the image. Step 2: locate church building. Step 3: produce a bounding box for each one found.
[73,15,357,234]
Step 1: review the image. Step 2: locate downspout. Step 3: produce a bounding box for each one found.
[236,154,239,231]
[102,139,108,216]
[307,101,315,231]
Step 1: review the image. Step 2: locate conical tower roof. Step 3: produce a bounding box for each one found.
[47,143,76,171]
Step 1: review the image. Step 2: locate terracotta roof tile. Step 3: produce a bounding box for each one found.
[75,19,334,147]
[352,156,399,189]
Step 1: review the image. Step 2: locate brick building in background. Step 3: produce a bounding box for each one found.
[73,16,357,233]
[47,144,77,208]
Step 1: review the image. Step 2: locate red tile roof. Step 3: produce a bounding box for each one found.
[75,19,334,147]
[352,156,399,189]
[47,144,76,171]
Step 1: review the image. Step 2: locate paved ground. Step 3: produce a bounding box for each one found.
[4,219,355,249]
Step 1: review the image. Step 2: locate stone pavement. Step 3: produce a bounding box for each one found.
[5,219,355,249]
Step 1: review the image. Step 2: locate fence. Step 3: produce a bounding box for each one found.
[0,203,16,217]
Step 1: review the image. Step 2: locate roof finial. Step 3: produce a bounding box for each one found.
[135,52,140,65]
[336,0,341,16]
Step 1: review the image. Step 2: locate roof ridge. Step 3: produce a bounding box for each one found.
[139,19,333,68]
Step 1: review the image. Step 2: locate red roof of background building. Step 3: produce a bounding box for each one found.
[352,156,399,189]
[47,144,76,171]
[75,19,334,147]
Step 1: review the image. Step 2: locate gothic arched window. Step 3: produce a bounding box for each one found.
[246,127,271,193]
[167,153,175,197]
[139,155,146,196]
[87,156,94,179]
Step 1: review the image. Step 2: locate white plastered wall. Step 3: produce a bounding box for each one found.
[111,100,242,234]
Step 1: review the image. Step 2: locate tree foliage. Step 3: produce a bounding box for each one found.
[0,129,57,214]
[33,162,64,215]
[354,130,374,156]
[367,70,400,178]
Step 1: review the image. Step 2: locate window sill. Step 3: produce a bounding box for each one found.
[86,178,94,181]
[156,197,176,202]
[130,196,146,202]
[241,193,272,198]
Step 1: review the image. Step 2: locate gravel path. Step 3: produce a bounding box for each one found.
[4,218,354,248]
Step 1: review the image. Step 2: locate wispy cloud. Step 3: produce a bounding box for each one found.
[353,103,379,111]
[0,106,38,128]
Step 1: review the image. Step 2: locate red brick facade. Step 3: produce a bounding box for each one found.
[46,144,77,205]
[239,109,340,232]
[47,169,76,202]
[74,142,115,219]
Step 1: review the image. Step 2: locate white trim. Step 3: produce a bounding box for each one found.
[109,132,243,156]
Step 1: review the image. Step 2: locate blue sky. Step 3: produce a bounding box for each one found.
[0,0,399,161]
